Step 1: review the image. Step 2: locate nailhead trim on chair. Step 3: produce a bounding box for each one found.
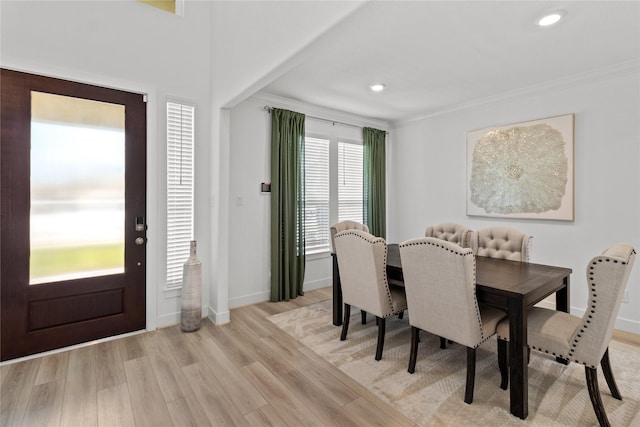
[338,230,402,316]
[470,259,487,347]
[568,257,602,367]
[401,239,474,256]
[565,252,631,368]
[524,236,532,262]
[330,221,369,252]
[400,238,487,347]
[499,248,635,369]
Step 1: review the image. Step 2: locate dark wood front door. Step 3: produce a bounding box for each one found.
[1,69,147,361]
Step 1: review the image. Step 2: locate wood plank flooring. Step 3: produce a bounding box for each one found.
[1,288,418,427]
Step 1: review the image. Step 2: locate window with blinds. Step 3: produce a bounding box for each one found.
[166,101,194,288]
[338,141,364,224]
[304,137,330,254]
[303,136,364,254]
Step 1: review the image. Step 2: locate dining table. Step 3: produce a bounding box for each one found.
[331,243,572,420]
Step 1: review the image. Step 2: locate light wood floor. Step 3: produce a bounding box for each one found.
[1,287,418,427]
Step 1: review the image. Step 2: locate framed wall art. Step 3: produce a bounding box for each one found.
[466,113,574,221]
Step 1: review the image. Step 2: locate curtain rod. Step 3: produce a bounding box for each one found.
[264,106,387,133]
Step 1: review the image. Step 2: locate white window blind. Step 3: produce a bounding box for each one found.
[166,102,195,288]
[338,141,364,224]
[304,137,330,254]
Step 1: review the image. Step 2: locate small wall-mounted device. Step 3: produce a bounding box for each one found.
[261,182,271,193]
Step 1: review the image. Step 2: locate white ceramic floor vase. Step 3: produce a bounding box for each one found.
[181,240,202,332]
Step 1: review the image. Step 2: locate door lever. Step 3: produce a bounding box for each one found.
[135,216,147,231]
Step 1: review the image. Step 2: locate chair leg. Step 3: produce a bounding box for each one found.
[465,347,476,404]
[408,326,420,373]
[600,347,622,400]
[439,337,447,349]
[398,310,404,320]
[361,311,367,325]
[375,317,386,361]
[586,366,611,427]
[340,304,351,341]
[498,339,508,390]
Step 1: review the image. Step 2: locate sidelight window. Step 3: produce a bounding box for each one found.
[166,101,195,288]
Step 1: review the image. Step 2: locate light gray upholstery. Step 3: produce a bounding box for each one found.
[334,229,407,360]
[334,229,406,318]
[425,222,472,248]
[399,237,506,403]
[497,243,635,367]
[470,227,532,262]
[330,220,369,253]
[496,243,636,426]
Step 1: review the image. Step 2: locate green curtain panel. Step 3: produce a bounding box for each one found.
[270,108,306,302]
[363,127,386,238]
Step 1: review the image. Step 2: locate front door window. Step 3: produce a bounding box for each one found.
[30,92,126,284]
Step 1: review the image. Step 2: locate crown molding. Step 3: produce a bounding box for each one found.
[394,59,640,128]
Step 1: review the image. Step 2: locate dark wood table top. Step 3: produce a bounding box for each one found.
[386,243,572,306]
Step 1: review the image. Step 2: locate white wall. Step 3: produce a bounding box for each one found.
[388,68,640,334]
[227,92,388,308]
[0,0,372,331]
[207,0,366,322]
[0,0,212,329]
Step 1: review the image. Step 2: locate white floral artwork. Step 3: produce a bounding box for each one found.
[467,114,574,220]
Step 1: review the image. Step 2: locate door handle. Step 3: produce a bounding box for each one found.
[135,216,147,231]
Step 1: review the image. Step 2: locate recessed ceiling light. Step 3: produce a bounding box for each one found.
[537,11,564,27]
[370,83,385,92]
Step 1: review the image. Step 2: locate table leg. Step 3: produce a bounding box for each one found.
[508,297,528,420]
[332,254,343,326]
[555,276,570,365]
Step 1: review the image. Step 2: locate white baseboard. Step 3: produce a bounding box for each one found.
[228,278,331,309]
[304,278,331,291]
[157,312,180,329]
[229,290,271,309]
[157,306,211,329]
[208,306,230,325]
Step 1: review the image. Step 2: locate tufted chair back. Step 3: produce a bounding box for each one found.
[333,229,402,318]
[330,220,369,253]
[425,222,472,248]
[470,227,532,262]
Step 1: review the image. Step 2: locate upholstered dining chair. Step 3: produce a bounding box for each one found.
[496,243,636,427]
[469,226,532,262]
[330,220,369,253]
[330,221,372,324]
[333,229,407,361]
[399,237,507,404]
[425,222,473,349]
[425,222,472,248]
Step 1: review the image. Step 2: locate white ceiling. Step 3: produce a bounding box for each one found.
[261,1,640,123]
